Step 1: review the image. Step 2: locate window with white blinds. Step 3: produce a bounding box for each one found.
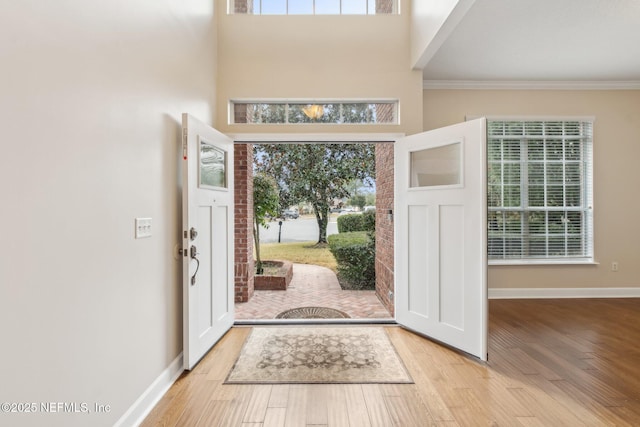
[487,119,594,262]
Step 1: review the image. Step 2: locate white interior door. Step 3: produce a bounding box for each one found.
[395,118,488,360]
[182,113,234,370]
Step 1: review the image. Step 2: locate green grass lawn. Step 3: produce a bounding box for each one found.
[259,241,337,272]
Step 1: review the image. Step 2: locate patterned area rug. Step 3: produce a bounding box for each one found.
[225,327,413,384]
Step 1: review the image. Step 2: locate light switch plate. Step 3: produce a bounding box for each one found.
[135,218,152,238]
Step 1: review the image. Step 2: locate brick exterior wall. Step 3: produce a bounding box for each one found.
[233,0,253,14]
[375,143,395,316]
[234,144,254,302]
[376,0,394,14]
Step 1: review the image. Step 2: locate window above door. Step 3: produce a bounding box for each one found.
[231,0,398,15]
[230,100,398,125]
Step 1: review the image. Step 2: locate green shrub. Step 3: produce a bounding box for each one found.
[337,210,375,233]
[362,209,375,231]
[327,231,375,290]
[337,214,363,233]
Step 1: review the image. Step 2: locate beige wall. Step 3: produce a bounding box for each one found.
[0,1,217,425]
[216,0,423,135]
[424,89,640,289]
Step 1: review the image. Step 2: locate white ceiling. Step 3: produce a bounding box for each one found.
[422,0,640,85]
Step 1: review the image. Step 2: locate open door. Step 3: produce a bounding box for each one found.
[181,113,234,370]
[395,118,488,361]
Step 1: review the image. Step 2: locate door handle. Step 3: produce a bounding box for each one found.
[190,245,200,286]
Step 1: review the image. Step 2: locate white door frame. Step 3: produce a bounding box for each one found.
[231,132,403,321]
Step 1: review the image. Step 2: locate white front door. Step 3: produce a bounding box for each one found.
[395,118,488,360]
[181,113,234,370]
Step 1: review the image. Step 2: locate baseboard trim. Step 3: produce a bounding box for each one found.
[115,352,184,427]
[489,287,640,299]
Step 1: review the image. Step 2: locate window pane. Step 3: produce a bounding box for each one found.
[546,163,564,183]
[200,142,226,188]
[546,185,564,206]
[505,121,523,136]
[505,212,522,234]
[546,140,563,160]
[234,103,248,124]
[315,0,340,14]
[488,140,502,161]
[503,185,521,207]
[503,139,520,160]
[565,140,582,160]
[528,185,544,207]
[373,103,395,123]
[545,122,563,136]
[288,0,314,14]
[260,0,287,14]
[548,236,566,256]
[342,0,367,14]
[528,163,544,184]
[527,139,545,160]
[528,211,546,234]
[528,237,547,257]
[525,121,543,136]
[567,236,583,255]
[342,103,374,123]
[565,163,582,183]
[565,185,581,207]
[248,103,286,123]
[503,163,520,185]
[566,211,583,234]
[410,143,461,188]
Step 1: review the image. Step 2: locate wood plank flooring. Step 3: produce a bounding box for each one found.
[141,298,640,426]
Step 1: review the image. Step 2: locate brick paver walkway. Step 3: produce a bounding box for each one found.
[235,263,392,320]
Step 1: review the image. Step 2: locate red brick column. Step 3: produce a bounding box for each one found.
[234,144,254,302]
[233,0,254,14]
[376,0,394,13]
[375,143,395,316]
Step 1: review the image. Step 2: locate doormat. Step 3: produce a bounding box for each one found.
[225,327,413,384]
[275,306,350,319]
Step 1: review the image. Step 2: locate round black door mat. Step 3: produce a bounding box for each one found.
[275,307,350,319]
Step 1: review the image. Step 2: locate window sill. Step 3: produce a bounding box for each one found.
[489,259,598,266]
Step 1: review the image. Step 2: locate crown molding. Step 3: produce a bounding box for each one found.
[423,80,640,90]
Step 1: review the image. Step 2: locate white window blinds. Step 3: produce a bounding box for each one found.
[487,120,593,261]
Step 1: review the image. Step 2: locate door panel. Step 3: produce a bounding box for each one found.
[396,118,487,360]
[182,113,234,370]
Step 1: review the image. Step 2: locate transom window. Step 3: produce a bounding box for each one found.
[231,0,397,15]
[231,101,398,124]
[487,119,594,263]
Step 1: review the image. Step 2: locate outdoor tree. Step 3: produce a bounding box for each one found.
[253,174,280,274]
[348,194,367,211]
[254,143,375,245]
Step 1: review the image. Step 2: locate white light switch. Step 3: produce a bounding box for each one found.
[135,218,152,238]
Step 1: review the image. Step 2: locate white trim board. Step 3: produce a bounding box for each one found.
[489,287,640,299]
[114,353,184,427]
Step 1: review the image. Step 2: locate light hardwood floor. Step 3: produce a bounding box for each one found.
[142,299,640,426]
